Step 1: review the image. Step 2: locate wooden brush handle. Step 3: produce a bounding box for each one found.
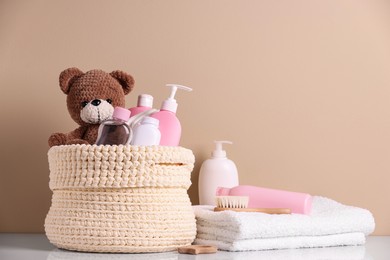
[214,207,291,214]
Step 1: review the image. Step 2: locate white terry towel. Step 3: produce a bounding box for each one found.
[193,196,375,251]
[191,244,367,260]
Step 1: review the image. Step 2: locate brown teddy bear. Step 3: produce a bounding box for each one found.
[48,67,134,147]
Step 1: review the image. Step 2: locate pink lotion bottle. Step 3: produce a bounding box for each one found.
[151,84,192,146]
[216,185,312,214]
[129,94,153,117]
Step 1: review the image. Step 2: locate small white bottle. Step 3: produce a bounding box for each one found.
[131,116,161,146]
[198,141,239,205]
[96,107,132,145]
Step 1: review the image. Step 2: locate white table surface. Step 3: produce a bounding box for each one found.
[0,234,389,260]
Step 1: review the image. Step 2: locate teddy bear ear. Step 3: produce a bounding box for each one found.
[59,67,84,94]
[110,70,135,95]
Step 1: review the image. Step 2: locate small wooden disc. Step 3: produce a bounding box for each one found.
[178,245,218,255]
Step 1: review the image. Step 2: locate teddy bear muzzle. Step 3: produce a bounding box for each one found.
[80,99,114,124]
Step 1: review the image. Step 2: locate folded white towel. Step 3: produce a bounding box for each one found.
[193,243,367,260]
[195,232,366,252]
[193,196,375,251]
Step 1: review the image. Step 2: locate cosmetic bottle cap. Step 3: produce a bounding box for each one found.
[137,94,153,107]
[161,84,192,113]
[212,140,233,158]
[141,116,159,126]
[113,107,131,121]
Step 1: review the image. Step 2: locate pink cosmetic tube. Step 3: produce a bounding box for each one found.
[216,185,312,215]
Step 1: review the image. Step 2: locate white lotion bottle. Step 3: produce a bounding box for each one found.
[131,116,161,146]
[198,141,239,205]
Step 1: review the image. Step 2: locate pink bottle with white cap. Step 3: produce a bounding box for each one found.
[151,84,192,146]
[129,94,154,117]
[96,107,132,145]
[216,185,312,214]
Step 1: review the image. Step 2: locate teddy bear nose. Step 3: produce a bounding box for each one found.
[91,99,101,106]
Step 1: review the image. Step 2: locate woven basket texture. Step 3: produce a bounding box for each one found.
[45,145,196,253]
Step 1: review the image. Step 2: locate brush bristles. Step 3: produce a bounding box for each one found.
[215,196,249,208]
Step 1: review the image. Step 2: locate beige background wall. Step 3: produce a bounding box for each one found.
[0,0,389,235]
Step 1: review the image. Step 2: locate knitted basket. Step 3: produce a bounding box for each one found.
[45,144,196,253]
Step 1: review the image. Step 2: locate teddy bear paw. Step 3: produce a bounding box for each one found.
[48,133,68,147]
[66,139,90,145]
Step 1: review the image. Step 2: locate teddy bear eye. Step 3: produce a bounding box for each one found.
[106,99,112,104]
[81,101,89,108]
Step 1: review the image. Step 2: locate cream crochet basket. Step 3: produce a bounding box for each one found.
[45,144,196,253]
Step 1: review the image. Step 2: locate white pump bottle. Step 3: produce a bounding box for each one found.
[151,84,192,146]
[198,141,239,205]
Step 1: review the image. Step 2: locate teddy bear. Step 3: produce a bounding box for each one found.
[48,67,134,147]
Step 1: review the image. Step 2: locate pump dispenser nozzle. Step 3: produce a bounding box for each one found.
[212,140,233,158]
[161,84,193,113]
